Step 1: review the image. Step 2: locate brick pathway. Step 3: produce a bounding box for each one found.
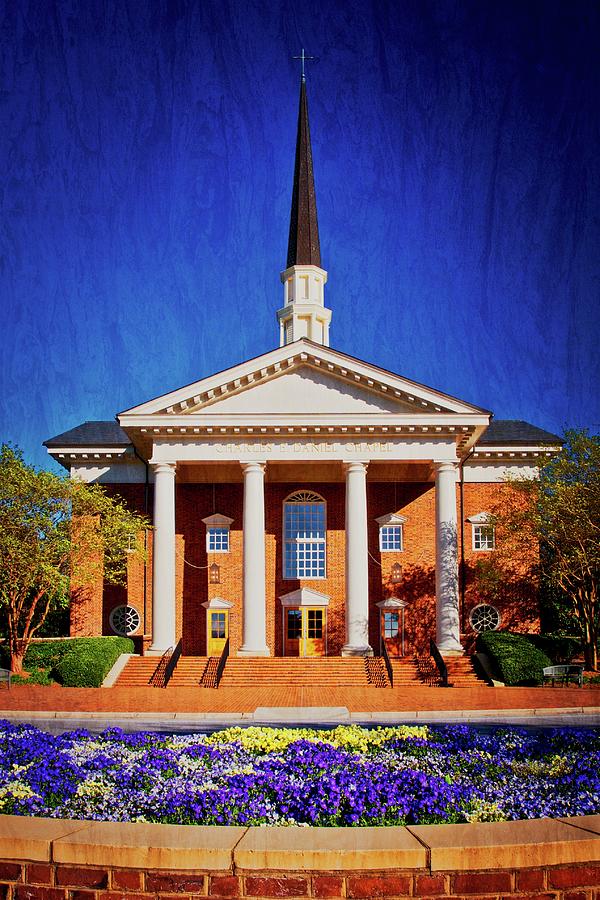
[1,683,599,714]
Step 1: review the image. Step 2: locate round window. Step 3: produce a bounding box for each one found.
[109,605,141,636]
[469,604,501,633]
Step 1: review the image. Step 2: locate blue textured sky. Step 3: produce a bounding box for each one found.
[2,0,599,470]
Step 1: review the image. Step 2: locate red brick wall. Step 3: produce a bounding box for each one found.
[69,516,104,638]
[368,482,437,654]
[74,477,540,656]
[461,482,540,642]
[175,483,244,655]
[1,855,599,899]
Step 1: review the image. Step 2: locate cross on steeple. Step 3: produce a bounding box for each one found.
[292,48,316,82]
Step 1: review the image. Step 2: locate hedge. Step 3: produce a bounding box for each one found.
[1,638,83,670]
[17,638,93,671]
[53,637,134,687]
[476,632,551,686]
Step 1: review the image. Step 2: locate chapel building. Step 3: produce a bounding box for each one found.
[45,75,560,671]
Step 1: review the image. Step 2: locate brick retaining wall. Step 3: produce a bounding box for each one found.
[1,815,599,899]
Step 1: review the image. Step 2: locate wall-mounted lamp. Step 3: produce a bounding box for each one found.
[209,563,221,584]
[390,562,403,584]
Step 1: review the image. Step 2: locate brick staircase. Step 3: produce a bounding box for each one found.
[404,654,488,688]
[443,655,489,687]
[117,652,486,689]
[117,656,161,687]
[169,657,211,687]
[390,657,423,685]
[218,657,375,688]
[117,655,210,687]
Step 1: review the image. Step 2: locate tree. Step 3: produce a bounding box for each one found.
[495,429,600,670]
[0,445,148,673]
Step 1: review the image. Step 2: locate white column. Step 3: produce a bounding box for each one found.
[238,461,270,656]
[434,461,463,654]
[342,461,373,656]
[150,462,176,653]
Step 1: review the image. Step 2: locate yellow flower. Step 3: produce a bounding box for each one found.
[0,780,38,811]
[204,724,428,754]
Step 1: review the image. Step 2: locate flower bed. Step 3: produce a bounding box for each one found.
[0,721,598,826]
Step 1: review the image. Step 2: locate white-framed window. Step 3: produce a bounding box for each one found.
[469,604,501,633]
[283,490,326,579]
[207,527,229,552]
[375,513,407,552]
[109,604,141,636]
[473,524,495,551]
[202,513,234,553]
[380,525,403,551]
[467,512,495,551]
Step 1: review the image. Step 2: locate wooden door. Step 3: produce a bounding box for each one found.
[285,608,302,656]
[381,610,403,657]
[304,608,325,657]
[207,610,228,656]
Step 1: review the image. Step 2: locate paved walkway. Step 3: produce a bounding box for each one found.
[0,685,600,724]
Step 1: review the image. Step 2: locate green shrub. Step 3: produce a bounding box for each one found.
[0,637,108,670]
[21,639,88,671]
[476,632,551,686]
[525,634,582,664]
[11,667,55,686]
[54,637,134,687]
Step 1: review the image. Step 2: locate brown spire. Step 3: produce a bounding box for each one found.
[286,79,321,268]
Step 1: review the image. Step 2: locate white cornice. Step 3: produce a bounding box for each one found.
[47,446,131,455]
[45,447,136,463]
[119,417,486,456]
[469,445,559,460]
[120,413,489,429]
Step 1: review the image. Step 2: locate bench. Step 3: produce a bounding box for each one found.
[543,664,583,687]
[0,668,11,690]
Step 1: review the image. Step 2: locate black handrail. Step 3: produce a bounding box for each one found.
[164,639,182,686]
[149,639,182,688]
[148,645,172,687]
[430,638,452,687]
[381,642,394,688]
[214,637,229,688]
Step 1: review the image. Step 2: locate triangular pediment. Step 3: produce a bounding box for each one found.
[279,587,330,607]
[201,597,234,610]
[119,340,487,420]
[197,367,414,414]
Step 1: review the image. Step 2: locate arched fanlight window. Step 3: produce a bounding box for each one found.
[109,604,141,636]
[283,491,326,579]
[469,604,501,633]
